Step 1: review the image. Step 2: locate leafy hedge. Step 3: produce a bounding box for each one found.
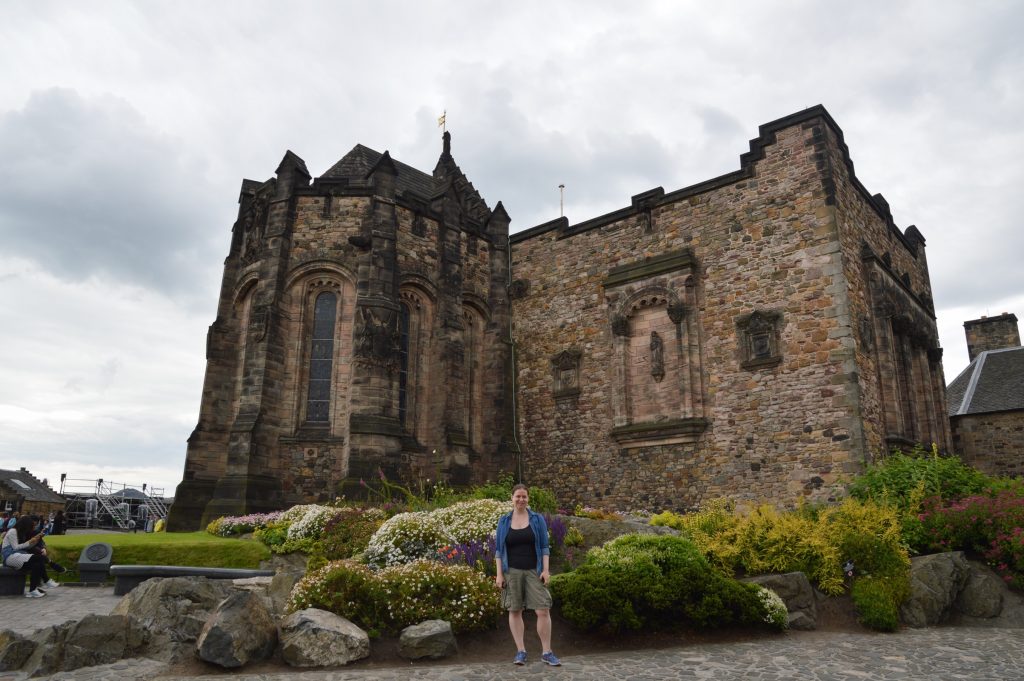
[550,534,786,634]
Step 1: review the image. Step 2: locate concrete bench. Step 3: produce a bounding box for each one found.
[109,565,276,595]
[0,566,25,595]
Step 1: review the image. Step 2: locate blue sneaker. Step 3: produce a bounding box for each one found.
[513,650,527,665]
[542,651,561,666]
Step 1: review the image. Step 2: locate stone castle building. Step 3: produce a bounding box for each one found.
[168,105,951,530]
[947,313,1024,477]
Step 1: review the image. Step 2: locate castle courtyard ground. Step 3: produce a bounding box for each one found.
[2,584,1022,680]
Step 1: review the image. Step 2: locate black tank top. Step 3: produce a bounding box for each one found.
[506,525,536,570]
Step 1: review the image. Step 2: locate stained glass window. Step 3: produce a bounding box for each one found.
[306,291,337,423]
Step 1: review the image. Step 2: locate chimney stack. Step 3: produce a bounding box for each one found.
[964,312,1020,361]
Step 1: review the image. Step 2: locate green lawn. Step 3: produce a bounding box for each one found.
[44,532,271,582]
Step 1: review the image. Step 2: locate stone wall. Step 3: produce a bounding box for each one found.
[952,411,1024,478]
[513,113,861,511]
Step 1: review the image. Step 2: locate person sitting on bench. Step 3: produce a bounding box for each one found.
[1,517,59,597]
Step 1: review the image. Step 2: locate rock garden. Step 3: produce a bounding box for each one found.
[1,449,1023,677]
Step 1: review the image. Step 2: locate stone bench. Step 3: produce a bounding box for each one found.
[109,565,276,595]
[0,566,26,595]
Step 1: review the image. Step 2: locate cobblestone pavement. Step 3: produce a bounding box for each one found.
[2,587,1023,680]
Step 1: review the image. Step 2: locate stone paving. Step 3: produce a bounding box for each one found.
[2,586,1023,680]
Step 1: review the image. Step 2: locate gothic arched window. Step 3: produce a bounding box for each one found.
[305,291,337,424]
[398,303,411,425]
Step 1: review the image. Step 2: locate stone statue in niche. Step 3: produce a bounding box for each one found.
[650,331,665,382]
[355,306,400,371]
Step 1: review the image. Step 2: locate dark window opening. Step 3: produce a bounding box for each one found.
[398,303,410,425]
[305,291,337,423]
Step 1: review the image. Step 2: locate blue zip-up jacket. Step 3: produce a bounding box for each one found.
[495,509,549,576]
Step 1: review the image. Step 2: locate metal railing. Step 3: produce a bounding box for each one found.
[59,477,170,530]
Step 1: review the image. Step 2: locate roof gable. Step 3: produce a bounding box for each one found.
[948,347,1024,415]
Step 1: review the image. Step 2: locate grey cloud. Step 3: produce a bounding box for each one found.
[0,89,224,297]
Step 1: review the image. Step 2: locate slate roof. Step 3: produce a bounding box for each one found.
[948,346,1024,416]
[0,468,64,504]
[321,144,441,199]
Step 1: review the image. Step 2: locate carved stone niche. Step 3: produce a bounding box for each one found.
[551,348,582,401]
[737,310,783,370]
[509,279,530,300]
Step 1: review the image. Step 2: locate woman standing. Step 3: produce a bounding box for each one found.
[494,484,561,666]
[1,517,58,597]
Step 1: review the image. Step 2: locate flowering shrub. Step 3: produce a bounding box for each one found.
[434,500,508,544]
[377,560,501,633]
[919,488,1024,588]
[285,504,342,540]
[320,507,388,560]
[206,512,283,537]
[289,558,501,634]
[757,587,789,629]
[551,533,784,633]
[435,537,497,575]
[364,499,507,568]
[364,511,449,567]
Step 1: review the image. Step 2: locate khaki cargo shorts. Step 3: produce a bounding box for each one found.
[502,568,553,611]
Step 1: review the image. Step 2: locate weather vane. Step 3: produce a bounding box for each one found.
[437,110,447,133]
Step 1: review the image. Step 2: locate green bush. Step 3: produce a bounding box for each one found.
[851,575,905,631]
[290,558,501,634]
[550,534,784,634]
[849,445,989,509]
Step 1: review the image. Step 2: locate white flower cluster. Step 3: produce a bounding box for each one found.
[364,499,508,568]
[434,499,508,544]
[756,586,789,628]
[285,504,342,540]
[364,511,448,567]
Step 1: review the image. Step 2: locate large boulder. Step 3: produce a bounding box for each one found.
[743,572,817,630]
[279,608,370,667]
[955,561,1005,619]
[399,619,457,660]
[0,630,35,672]
[61,614,149,672]
[111,576,235,661]
[900,551,970,627]
[196,590,278,668]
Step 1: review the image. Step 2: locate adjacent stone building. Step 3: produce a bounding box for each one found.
[947,313,1024,477]
[169,105,951,529]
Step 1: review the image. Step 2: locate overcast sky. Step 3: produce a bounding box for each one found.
[1,1,1021,495]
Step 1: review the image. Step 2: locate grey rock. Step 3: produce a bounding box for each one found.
[955,562,1004,618]
[0,630,35,672]
[20,621,71,678]
[111,576,235,663]
[279,608,370,668]
[269,571,302,618]
[562,515,677,551]
[196,590,278,668]
[743,572,817,630]
[900,551,970,627]
[61,614,149,672]
[399,619,457,660]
